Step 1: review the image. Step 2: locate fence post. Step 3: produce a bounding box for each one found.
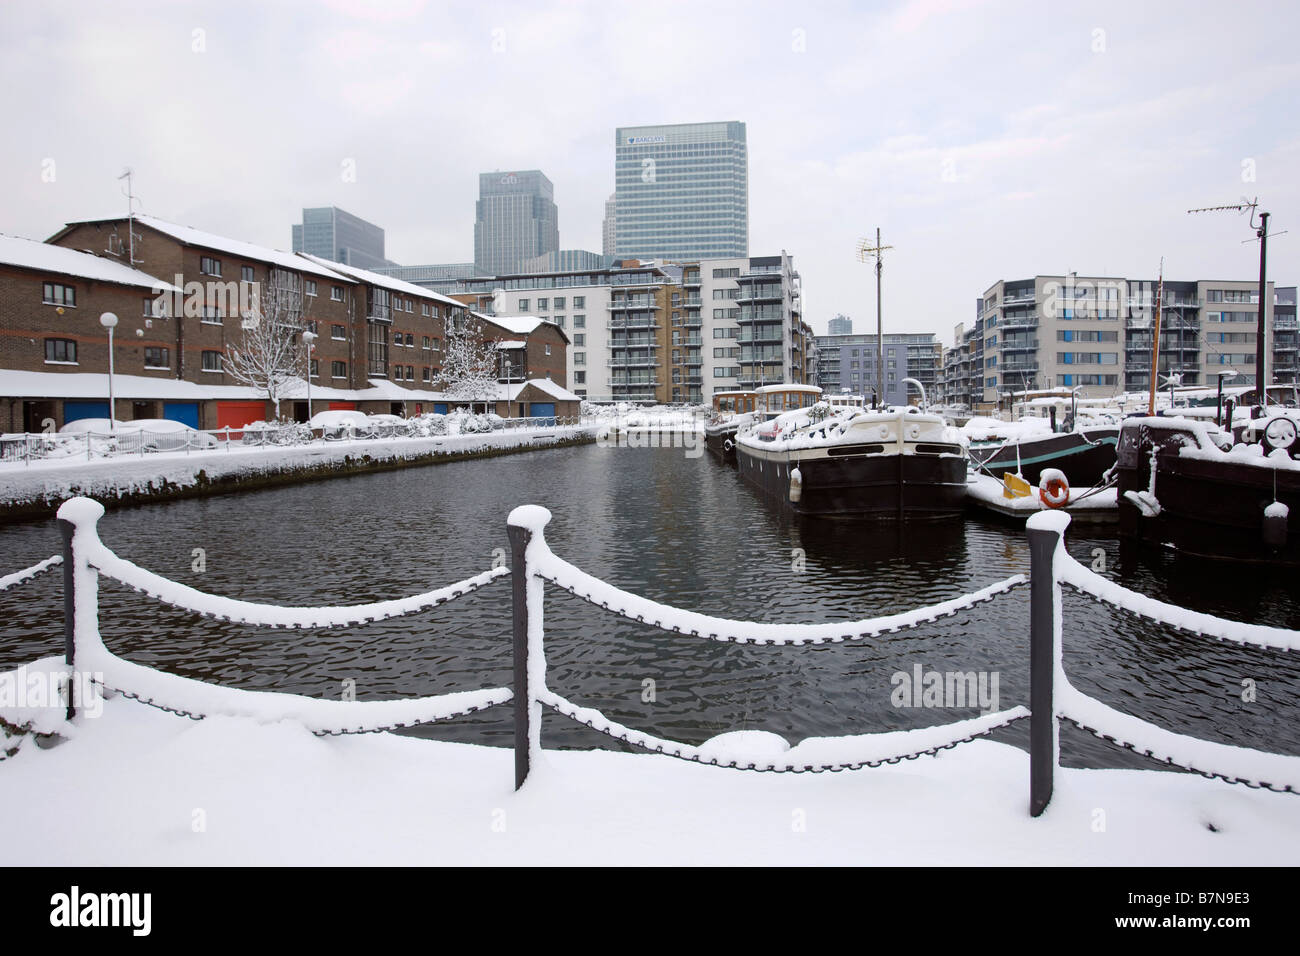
[507,505,552,791]
[1026,511,1068,817]
[58,516,77,720]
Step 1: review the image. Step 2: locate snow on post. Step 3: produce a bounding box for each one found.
[1025,510,1070,816]
[507,505,552,789]
[55,496,106,720]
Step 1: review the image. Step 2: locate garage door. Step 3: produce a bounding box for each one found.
[216,401,266,430]
[529,403,556,418]
[63,400,109,424]
[433,403,448,414]
[163,402,199,428]
[328,401,357,411]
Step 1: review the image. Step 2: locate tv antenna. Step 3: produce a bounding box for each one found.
[117,168,142,265]
[856,229,893,408]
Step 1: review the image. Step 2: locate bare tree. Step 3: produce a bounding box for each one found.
[224,270,307,418]
[440,312,500,413]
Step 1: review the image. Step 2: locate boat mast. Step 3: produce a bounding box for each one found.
[1147,260,1164,416]
[857,228,893,408]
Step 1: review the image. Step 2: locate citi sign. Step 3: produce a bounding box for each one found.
[499,174,519,185]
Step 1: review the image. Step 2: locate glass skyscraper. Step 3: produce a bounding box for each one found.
[291,207,391,270]
[474,170,559,275]
[614,122,748,262]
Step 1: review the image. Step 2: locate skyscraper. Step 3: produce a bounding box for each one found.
[828,314,853,335]
[292,207,391,270]
[602,193,616,258]
[614,122,748,262]
[474,170,559,275]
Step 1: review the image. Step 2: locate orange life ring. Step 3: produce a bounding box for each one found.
[1039,475,1070,508]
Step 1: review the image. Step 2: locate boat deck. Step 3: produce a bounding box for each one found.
[964,473,1118,523]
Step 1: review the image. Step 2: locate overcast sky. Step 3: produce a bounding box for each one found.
[4,0,1297,344]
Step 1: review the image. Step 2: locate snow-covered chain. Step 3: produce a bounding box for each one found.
[87,544,508,628]
[532,549,1027,645]
[0,555,62,592]
[1057,551,1300,653]
[1058,682,1300,794]
[539,688,1029,773]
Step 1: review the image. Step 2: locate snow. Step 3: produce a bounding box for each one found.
[965,473,1117,513]
[3,664,1298,864]
[1266,501,1289,518]
[1179,441,1300,473]
[493,340,528,350]
[297,253,464,308]
[478,313,563,338]
[0,555,62,592]
[0,233,181,293]
[963,416,1053,443]
[127,216,350,282]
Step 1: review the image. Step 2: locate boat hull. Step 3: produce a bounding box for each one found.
[1115,420,1300,565]
[704,422,740,465]
[969,428,1118,486]
[737,443,968,520]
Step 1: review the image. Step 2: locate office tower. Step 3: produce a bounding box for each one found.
[473,170,559,275]
[828,314,853,336]
[614,122,748,261]
[602,194,616,258]
[292,207,391,271]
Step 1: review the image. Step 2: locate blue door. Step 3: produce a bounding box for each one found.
[163,402,200,428]
[529,403,555,418]
[433,403,449,414]
[63,400,109,424]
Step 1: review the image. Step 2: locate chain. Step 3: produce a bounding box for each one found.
[1060,715,1297,794]
[537,572,1028,645]
[0,555,63,592]
[542,694,1028,774]
[88,676,510,736]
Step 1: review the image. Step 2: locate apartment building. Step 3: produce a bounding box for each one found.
[954,275,1295,408]
[812,332,941,404]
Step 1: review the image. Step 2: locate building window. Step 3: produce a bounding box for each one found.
[573,296,585,308]
[405,365,415,380]
[421,304,429,316]
[406,299,414,313]
[575,371,586,384]
[574,315,585,328]
[144,346,169,368]
[544,344,551,355]
[201,307,222,325]
[143,296,166,317]
[200,256,222,276]
[422,367,431,382]
[537,298,548,311]
[575,352,585,366]
[518,299,529,311]
[574,334,585,347]
[310,358,319,378]
[332,324,346,340]
[422,336,431,350]
[241,265,255,283]
[394,330,403,345]
[42,282,76,307]
[305,319,318,334]
[432,338,440,352]
[405,333,414,347]
[554,315,564,328]
[331,285,344,301]
[332,360,347,378]
[305,280,317,297]
[201,350,223,372]
[554,297,566,309]
[44,338,77,363]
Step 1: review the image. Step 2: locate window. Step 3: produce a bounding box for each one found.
[394,331,403,346]
[421,304,429,316]
[305,280,317,297]
[201,307,222,325]
[406,299,414,313]
[200,256,222,276]
[44,338,77,363]
[405,333,414,347]
[310,358,319,378]
[144,346,169,368]
[422,367,431,382]
[573,296,585,308]
[305,319,318,334]
[42,282,76,307]
[422,336,431,350]
[201,350,223,372]
[537,298,548,311]
[332,324,346,340]
[544,344,551,355]
[519,299,530,311]
[574,334,585,347]
[143,296,165,317]
[240,265,255,283]
[432,338,440,352]
[332,361,347,378]
[554,315,564,328]
[405,365,415,380]
[331,286,344,301]
[553,297,565,310]
[574,315,585,328]
[713,267,739,278]
[574,371,586,384]
[575,352,585,366]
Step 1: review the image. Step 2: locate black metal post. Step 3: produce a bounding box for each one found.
[58,518,76,720]
[508,522,532,790]
[1255,210,1269,415]
[1027,522,1059,817]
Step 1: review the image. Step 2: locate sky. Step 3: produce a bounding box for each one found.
[3,0,1298,345]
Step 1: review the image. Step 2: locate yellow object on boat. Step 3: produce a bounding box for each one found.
[1002,473,1032,499]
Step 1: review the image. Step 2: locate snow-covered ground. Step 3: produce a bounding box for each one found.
[2,661,1295,865]
[0,424,594,511]
[582,402,706,432]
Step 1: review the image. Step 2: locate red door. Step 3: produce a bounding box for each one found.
[328,401,358,411]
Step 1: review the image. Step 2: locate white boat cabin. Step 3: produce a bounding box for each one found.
[712,390,757,415]
[755,384,823,418]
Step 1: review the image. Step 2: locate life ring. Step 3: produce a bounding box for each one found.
[1038,468,1070,509]
[723,438,733,452]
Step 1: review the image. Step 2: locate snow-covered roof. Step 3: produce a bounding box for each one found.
[505,378,581,403]
[476,313,569,343]
[494,340,527,350]
[301,254,466,308]
[0,234,182,293]
[755,383,822,394]
[357,378,447,401]
[58,215,351,283]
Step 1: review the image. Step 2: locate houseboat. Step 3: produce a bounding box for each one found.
[1115,413,1300,565]
[735,381,968,520]
[966,391,1119,486]
[704,390,757,464]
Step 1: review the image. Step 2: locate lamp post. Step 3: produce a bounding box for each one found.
[99,312,118,434]
[302,330,317,424]
[1216,368,1238,428]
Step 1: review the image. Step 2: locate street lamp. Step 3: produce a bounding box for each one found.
[99,312,118,434]
[302,330,317,424]
[1216,369,1238,428]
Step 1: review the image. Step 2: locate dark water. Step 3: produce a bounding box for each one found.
[2,444,1298,770]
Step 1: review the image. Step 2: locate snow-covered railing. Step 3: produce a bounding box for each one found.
[1025,511,1300,816]
[51,496,512,734]
[0,555,62,592]
[505,505,1030,789]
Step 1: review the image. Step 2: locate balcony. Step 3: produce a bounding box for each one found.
[608,355,660,368]
[735,286,784,303]
[1001,338,1038,351]
[607,316,660,331]
[737,329,783,344]
[608,297,660,311]
[1000,314,1038,330]
[682,274,701,288]
[609,336,658,348]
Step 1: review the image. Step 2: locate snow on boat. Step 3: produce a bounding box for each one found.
[735,390,968,520]
[1116,413,1300,565]
[703,389,759,465]
[965,416,1120,487]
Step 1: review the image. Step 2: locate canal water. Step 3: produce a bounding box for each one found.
[2,443,1298,769]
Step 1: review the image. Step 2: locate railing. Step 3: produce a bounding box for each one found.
[1025,511,1299,814]
[7,500,1295,812]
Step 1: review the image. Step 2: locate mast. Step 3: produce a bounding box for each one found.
[856,229,893,408]
[1255,210,1269,408]
[1147,261,1164,416]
